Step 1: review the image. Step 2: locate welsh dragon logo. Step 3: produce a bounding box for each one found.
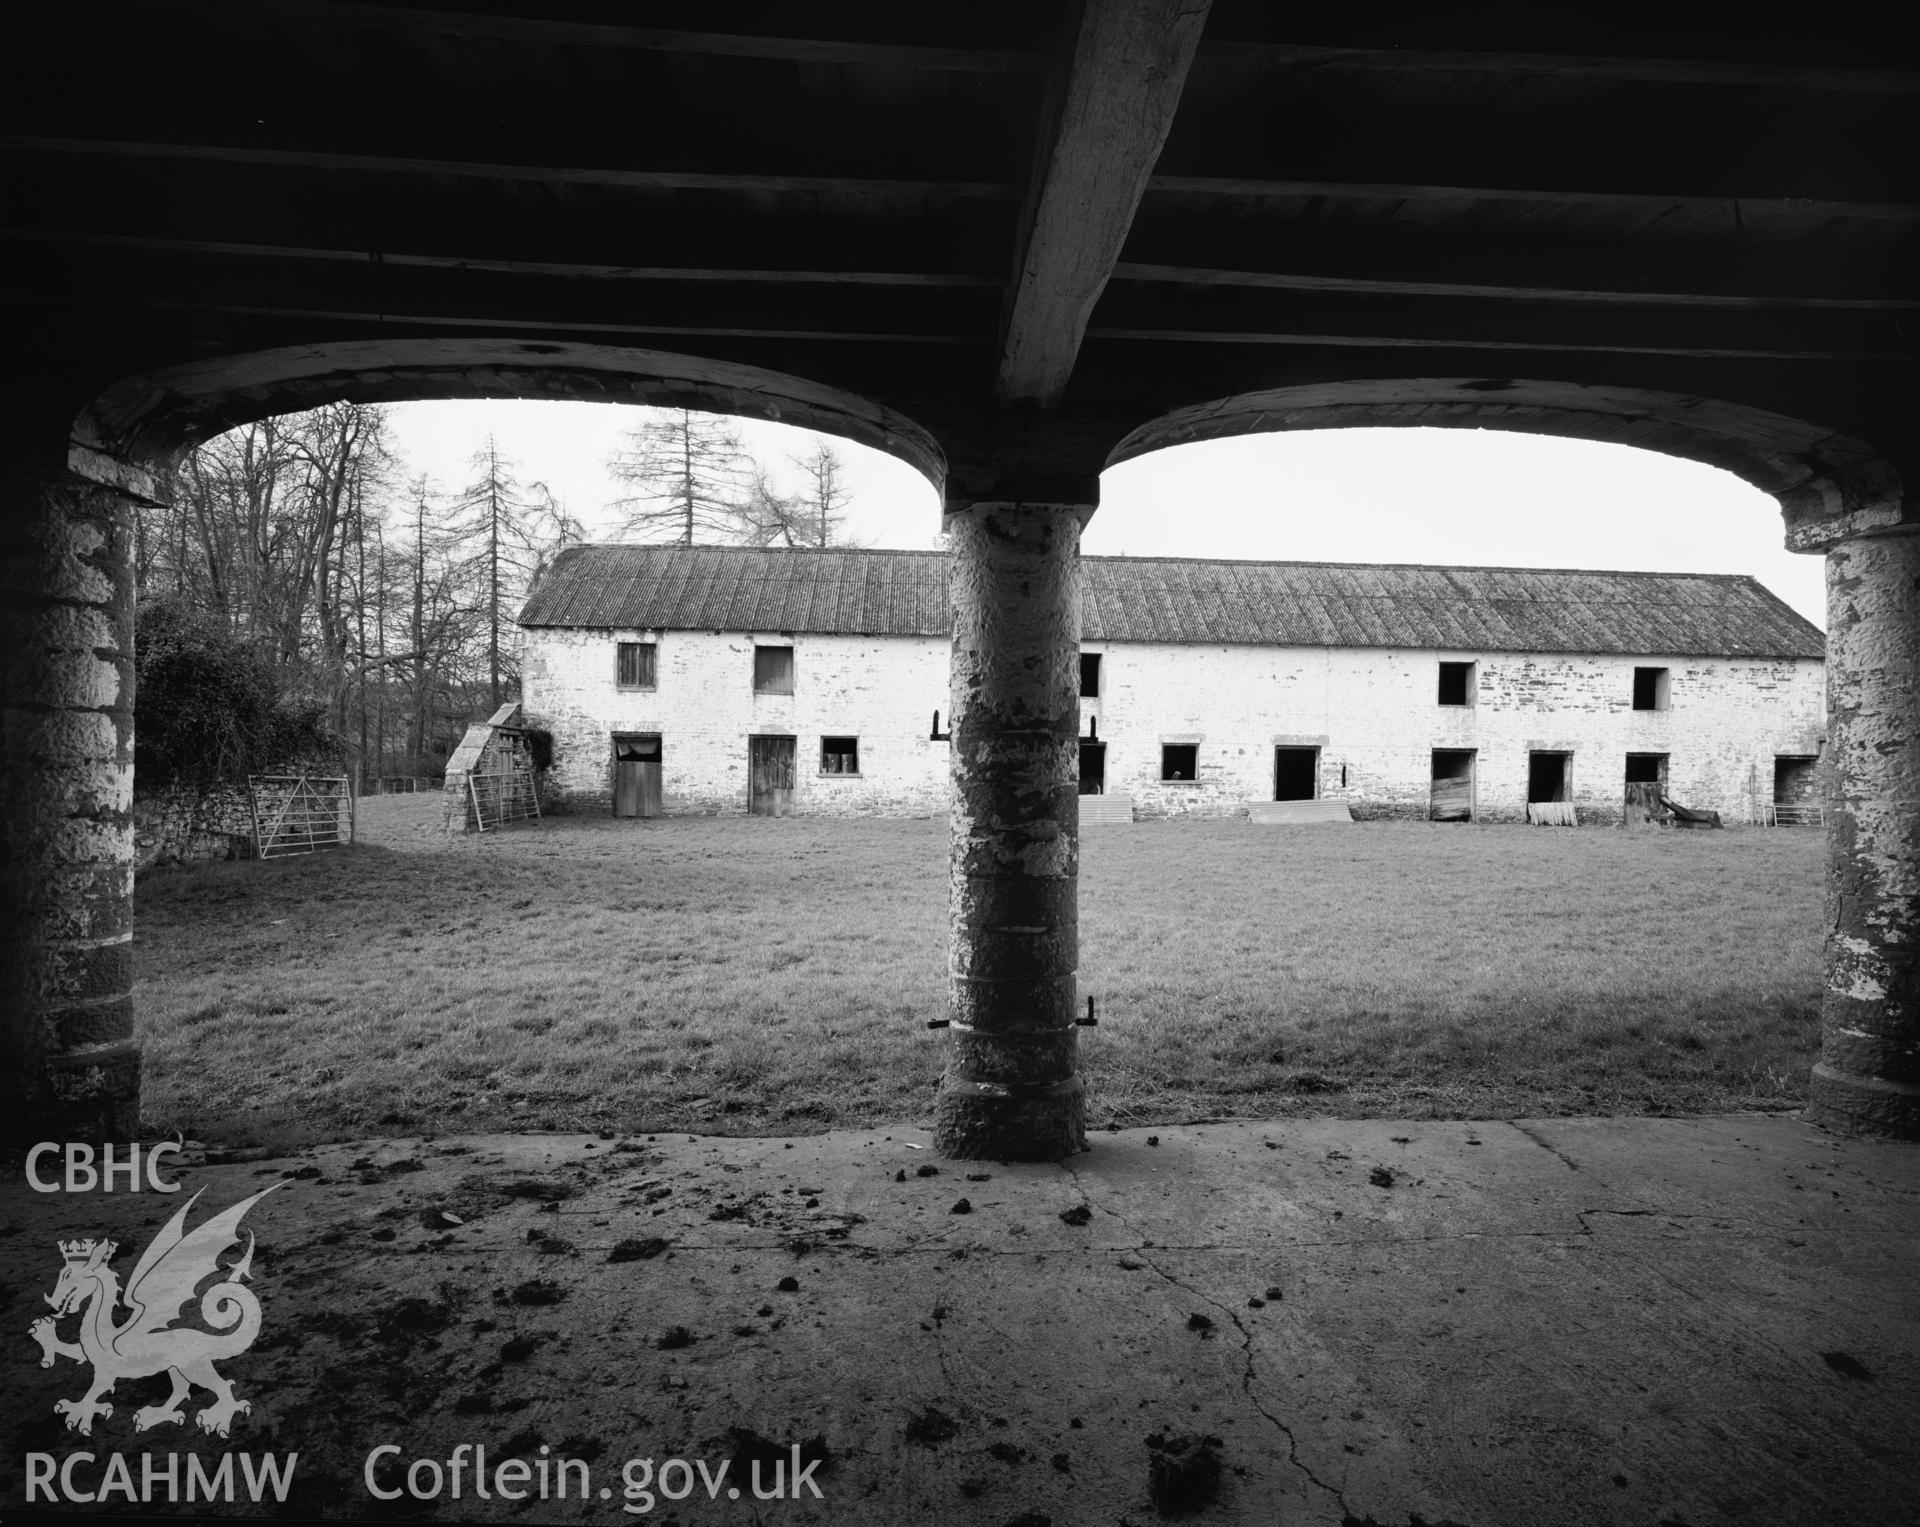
[28,1184,280,1438]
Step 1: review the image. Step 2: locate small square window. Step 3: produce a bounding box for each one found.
[753,645,795,694]
[1633,667,1670,711]
[1080,653,1102,698]
[821,736,859,775]
[1161,743,1198,781]
[1438,661,1475,706]
[616,641,656,689]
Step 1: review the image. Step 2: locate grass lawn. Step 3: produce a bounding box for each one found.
[133,795,1826,1148]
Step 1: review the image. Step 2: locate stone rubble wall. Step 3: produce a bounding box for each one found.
[522,626,1827,825]
[134,784,255,869]
[525,628,949,816]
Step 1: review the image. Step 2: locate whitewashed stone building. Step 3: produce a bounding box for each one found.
[518,545,1827,825]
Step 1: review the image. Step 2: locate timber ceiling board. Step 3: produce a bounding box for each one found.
[1,4,1915,456]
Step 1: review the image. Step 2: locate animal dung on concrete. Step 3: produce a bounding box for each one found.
[1059,1204,1093,1226]
[950,1197,972,1215]
[607,1236,669,1263]
[1145,1432,1224,1515]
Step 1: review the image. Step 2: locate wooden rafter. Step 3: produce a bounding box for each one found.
[994,0,1212,407]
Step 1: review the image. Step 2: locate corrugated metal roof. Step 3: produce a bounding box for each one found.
[519,545,1824,659]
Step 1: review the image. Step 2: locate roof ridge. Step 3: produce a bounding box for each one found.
[521,543,1824,656]
[567,542,1767,583]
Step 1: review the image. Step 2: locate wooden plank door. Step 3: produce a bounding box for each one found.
[614,734,663,818]
[749,735,795,816]
[636,734,663,816]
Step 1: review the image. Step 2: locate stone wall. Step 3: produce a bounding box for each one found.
[134,784,254,869]
[522,626,1827,824]
[525,628,949,816]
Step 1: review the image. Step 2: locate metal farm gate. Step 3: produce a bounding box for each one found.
[465,766,542,833]
[248,774,355,859]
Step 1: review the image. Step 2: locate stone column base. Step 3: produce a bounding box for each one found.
[1807,1064,1920,1138]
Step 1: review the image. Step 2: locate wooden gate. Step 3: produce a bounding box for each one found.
[613,734,663,818]
[748,735,795,816]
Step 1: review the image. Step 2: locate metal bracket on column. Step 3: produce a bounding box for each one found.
[942,1076,1085,1101]
[929,1017,1088,1034]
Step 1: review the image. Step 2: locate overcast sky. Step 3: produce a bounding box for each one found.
[386,398,1827,631]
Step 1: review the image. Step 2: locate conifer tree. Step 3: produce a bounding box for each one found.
[606,408,753,544]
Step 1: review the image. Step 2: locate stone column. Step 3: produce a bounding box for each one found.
[0,464,141,1143]
[936,503,1087,1160]
[1806,528,1920,1137]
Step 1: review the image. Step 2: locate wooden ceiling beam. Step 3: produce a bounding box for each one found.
[106,0,1052,73]
[994,0,1212,407]
[1082,327,1898,363]
[1189,40,1920,94]
[1110,262,1919,312]
[0,137,1014,201]
[5,240,996,335]
[16,294,985,348]
[1119,214,1915,307]
[0,228,1001,287]
[1145,175,1918,224]
[1092,281,1911,356]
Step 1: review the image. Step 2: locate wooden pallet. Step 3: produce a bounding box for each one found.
[1078,794,1135,825]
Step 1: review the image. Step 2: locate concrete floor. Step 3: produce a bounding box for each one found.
[4,1115,1915,1525]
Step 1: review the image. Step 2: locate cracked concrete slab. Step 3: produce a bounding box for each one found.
[4,1116,1915,1524]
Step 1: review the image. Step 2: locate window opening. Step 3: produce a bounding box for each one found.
[753,645,795,694]
[1161,744,1197,782]
[1273,746,1318,801]
[1528,751,1572,803]
[821,736,859,774]
[1632,667,1670,711]
[616,641,656,689]
[1080,653,1102,698]
[1624,753,1667,785]
[1430,749,1475,821]
[1437,661,1475,706]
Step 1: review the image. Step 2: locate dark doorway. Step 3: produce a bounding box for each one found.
[1431,749,1475,821]
[613,733,662,818]
[748,735,796,816]
[1529,751,1572,803]
[1774,755,1821,825]
[1274,746,1318,801]
[1624,753,1669,824]
[1079,741,1107,795]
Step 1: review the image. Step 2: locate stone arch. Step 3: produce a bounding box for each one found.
[69,337,947,494]
[1106,378,1906,550]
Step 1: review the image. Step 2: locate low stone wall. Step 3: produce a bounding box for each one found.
[134,784,254,869]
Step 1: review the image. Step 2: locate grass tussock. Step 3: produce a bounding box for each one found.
[134,795,1824,1148]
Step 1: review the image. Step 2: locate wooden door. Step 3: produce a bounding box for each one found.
[613,734,662,818]
[749,735,795,816]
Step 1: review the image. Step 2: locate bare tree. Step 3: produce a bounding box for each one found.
[607,408,753,544]
[726,441,858,549]
[447,436,579,708]
[792,441,854,548]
